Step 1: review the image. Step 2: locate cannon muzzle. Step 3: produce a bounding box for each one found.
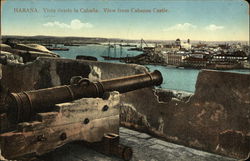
[7,70,163,123]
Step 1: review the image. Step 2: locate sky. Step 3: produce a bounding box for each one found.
[1,0,249,41]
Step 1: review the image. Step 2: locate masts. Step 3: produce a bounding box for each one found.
[108,41,111,58]
[140,38,148,50]
[107,42,123,58]
[120,44,122,57]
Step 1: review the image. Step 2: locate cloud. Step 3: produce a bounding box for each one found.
[164,23,197,31]
[205,24,224,31]
[43,19,93,29]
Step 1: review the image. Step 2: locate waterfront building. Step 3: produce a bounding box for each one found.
[156,43,179,53]
[211,51,248,63]
[189,53,205,59]
[166,53,186,66]
[183,57,208,68]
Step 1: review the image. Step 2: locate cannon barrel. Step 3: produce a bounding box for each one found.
[7,70,163,123]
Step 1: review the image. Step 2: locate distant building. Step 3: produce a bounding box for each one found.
[183,57,208,68]
[195,43,207,48]
[174,38,192,50]
[242,45,250,56]
[180,41,191,50]
[189,53,205,59]
[175,38,181,46]
[161,38,192,53]
[166,53,186,66]
[218,44,230,50]
[211,51,248,63]
[161,44,180,51]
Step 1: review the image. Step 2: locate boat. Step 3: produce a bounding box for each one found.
[101,56,126,60]
[46,47,69,51]
[47,44,69,51]
[128,47,143,51]
[119,44,137,47]
[63,43,80,46]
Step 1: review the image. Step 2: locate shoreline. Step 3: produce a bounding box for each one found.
[102,53,250,71]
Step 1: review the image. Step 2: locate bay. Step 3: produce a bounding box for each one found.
[55,44,250,93]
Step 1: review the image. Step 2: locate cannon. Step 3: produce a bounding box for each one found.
[1,70,163,160]
[6,70,162,123]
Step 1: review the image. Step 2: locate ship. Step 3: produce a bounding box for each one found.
[46,47,69,51]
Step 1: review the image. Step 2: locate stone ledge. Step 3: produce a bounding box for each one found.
[22,127,235,161]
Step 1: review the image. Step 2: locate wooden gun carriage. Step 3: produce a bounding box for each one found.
[0,70,163,160]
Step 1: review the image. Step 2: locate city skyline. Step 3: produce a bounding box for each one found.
[1,0,249,41]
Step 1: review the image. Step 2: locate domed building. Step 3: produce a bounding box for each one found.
[174,38,192,50]
[175,38,181,46]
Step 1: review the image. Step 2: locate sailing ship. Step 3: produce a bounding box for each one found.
[102,39,148,61]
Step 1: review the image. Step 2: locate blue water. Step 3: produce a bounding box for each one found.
[55,44,142,61]
[145,65,200,92]
[55,45,250,93]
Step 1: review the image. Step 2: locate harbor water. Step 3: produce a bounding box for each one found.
[55,44,250,93]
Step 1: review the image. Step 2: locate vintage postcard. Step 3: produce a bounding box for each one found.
[0,0,249,161]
